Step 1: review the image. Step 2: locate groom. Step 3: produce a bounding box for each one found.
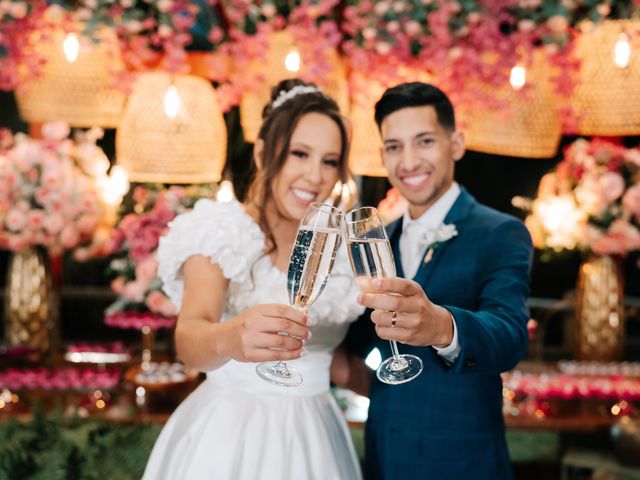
[336,82,532,479]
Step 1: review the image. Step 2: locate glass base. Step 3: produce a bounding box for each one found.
[256,361,303,387]
[376,354,423,385]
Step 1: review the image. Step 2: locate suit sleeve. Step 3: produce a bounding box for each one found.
[435,218,533,375]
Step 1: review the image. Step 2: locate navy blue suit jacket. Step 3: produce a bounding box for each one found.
[344,188,533,480]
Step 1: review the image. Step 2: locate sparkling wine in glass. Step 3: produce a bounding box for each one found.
[256,203,343,387]
[344,206,423,385]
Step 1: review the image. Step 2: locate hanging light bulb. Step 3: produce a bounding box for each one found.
[284,48,301,72]
[63,33,80,63]
[216,180,235,202]
[614,32,631,69]
[99,165,130,207]
[510,65,526,90]
[163,84,180,119]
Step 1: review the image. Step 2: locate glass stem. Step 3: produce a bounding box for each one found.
[271,304,307,377]
[387,340,409,371]
[389,340,401,359]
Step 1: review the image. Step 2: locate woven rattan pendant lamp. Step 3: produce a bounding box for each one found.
[348,102,386,177]
[116,72,227,184]
[463,50,561,158]
[239,30,349,143]
[571,20,640,135]
[347,66,432,177]
[15,24,126,128]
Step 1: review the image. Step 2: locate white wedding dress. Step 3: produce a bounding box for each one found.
[143,199,364,480]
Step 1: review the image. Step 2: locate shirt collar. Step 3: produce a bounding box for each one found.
[402,182,461,233]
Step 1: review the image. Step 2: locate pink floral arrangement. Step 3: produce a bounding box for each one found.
[525,138,640,255]
[0,122,108,256]
[66,341,131,354]
[105,184,213,328]
[0,367,121,391]
[502,370,640,401]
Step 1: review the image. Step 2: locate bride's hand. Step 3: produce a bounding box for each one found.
[223,304,309,363]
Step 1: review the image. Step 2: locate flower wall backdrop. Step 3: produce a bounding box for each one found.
[1,0,639,120]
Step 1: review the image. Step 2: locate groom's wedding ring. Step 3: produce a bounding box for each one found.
[390,311,397,328]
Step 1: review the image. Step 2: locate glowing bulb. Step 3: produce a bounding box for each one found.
[510,65,526,90]
[365,348,382,370]
[538,195,575,233]
[614,32,631,69]
[284,49,301,72]
[100,165,130,206]
[163,84,180,119]
[63,33,79,63]
[216,180,235,202]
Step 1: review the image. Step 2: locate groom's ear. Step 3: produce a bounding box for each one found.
[451,130,465,162]
[253,139,265,170]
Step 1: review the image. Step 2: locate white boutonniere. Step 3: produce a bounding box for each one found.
[422,224,458,264]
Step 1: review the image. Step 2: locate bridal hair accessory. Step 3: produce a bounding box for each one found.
[271,85,320,109]
[422,223,458,264]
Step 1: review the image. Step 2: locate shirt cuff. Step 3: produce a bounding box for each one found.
[433,312,461,363]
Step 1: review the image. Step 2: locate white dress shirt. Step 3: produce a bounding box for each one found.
[399,182,461,363]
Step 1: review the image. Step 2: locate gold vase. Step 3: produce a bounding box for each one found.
[574,254,624,361]
[4,247,59,353]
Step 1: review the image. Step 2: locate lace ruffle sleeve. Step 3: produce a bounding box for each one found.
[157,199,264,310]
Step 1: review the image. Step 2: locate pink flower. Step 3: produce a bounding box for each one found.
[44,213,64,235]
[146,290,177,317]
[135,255,158,282]
[123,280,146,303]
[41,121,70,141]
[547,15,569,34]
[599,172,625,203]
[260,3,277,17]
[373,1,390,15]
[5,209,27,231]
[60,225,80,249]
[7,233,30,252]
[625,150,640,167]
[110,277,126,295]
[622,184,640,221]
[27,210,46,230]
[77,214,99,235]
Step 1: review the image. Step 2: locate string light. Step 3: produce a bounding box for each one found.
[163,84,181,119]
[99,165,129,207]
[284,48,301,72]
[63,33,79,63]
[614,32,631,69]
[216,180,235,202]
[510,65,526,90]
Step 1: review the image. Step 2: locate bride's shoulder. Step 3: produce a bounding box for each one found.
[157,199,265,307]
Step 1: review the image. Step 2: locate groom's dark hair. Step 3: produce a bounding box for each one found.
[374,82,456,132]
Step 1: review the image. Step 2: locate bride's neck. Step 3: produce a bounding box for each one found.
[246,199,298,253]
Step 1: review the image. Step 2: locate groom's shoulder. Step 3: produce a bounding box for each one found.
[468,200,526,234]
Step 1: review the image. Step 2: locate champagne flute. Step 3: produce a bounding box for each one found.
[256,202,343,387]
[344,206,423,385]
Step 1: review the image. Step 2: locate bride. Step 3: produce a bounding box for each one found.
[142,79,364,480]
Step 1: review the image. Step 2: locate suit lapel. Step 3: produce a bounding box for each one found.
[413,188,476,286]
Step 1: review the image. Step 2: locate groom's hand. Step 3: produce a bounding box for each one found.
[356,277,453,348]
